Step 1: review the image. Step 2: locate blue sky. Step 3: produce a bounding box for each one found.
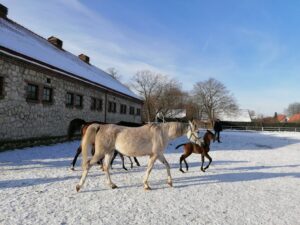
[1,0,300,116]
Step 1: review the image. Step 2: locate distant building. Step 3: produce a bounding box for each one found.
[0,4,143,147]
[288,113,300,123]
[276,114,288,123]
[156,109,186,122]
[218,109,252,122]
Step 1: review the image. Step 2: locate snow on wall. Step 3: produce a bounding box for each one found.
[0,18,140,100]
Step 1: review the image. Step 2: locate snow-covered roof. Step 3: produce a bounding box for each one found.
[218,109,252,122]
[0,18,141,101]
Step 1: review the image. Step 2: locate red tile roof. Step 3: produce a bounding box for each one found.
[277,114,287,122]
[288,113,300,123]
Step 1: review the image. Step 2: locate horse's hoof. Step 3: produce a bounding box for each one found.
[123,167,128,171]
[144,186,152,191]
[70,167,75,171]
[111,184,118,189]
[201,168,205,172]
[76,184,81,192]
[168,181,173,187]
[179,169,185,173]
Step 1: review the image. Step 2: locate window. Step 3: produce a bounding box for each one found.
[74,94,83,107]
[129,106,135,115]
[42,87,52,102]
[26,83,39,100]
[0,77,3,97]
[91,98,96,110]
[136,108,141,116]
[66,92,74,106]
[120,104,127,114]
[91,97,102,111]
[108,101,116,113]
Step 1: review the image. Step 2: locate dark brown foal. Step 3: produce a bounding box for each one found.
[176,130,215,173]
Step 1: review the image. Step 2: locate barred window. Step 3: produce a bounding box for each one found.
[136,108,141,116]
[74,94,83,107]
[91,97,102,111]
[129,106,135,115]
[91,97,96,110]
[0,77,3,97]
[108,101,116,113]
[120,104,127,114]
[42,87,52,102]
[96,99,103,111]
[26,83,39,100]
[66,92,74,106]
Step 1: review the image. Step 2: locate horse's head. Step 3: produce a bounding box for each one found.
[205,130,216,143]
[164,122,189,139]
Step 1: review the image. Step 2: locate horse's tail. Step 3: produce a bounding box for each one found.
[67,118,86,140]
[175,143,187,149]
[81,123,101,169]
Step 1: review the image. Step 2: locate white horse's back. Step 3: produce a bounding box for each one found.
[115,125,160,157]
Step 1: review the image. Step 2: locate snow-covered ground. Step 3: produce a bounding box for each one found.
[0,131,299,225]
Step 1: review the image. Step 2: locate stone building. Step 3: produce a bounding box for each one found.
[0,4,143,149]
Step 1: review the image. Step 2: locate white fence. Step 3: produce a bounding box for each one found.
[222,125,300,132]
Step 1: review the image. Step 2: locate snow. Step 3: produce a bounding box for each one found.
[0,18,140,100]
[0,131,300,225]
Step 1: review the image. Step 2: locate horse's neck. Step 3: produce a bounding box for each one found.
[203,134,211,146]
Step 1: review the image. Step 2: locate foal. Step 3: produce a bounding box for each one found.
[176,130,215,173]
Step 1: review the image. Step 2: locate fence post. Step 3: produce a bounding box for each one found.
[279,127,280,132]
[262,127,264,131]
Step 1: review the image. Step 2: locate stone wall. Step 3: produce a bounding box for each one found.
[0,54,142,144]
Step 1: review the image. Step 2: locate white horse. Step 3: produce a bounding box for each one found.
[76,122,189,191]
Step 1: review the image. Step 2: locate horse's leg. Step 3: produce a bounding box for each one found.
[127,156,133,169]
[183,158,189,172]
[143,154,158,190]
[99,157,104,171]
[119,153,128,171]
[157,154,173,187]
[200,154,205,172]
[71,145,82,170]
[76,151,104,192]
[134,157,140,166]
[110,150,118,169]
[76,162,90,192]
[179,154,185,173]
[203,152,212,171]
[104,152,118,189]
[179,152,191,173]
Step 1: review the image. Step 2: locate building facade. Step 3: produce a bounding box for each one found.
[0,4,143,148]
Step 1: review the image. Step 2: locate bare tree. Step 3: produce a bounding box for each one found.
[130,70,166,122]
[156,80,185,117]
[107,67,121,81]
[192,78,238,124]
[285,102,300,117]
[130,70,185,122]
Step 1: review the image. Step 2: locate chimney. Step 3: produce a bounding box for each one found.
[0,4,8,18]
[78,54,90,64]
[47,36,63,49]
